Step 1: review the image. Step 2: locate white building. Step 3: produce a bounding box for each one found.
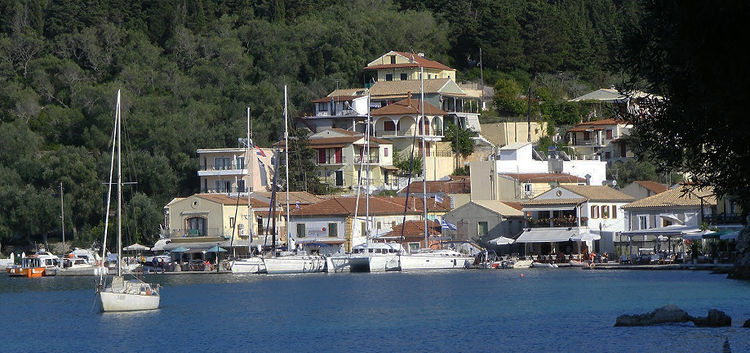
[495,142,607,186]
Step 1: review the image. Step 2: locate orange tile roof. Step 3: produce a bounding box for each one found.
[560,185,635,202]
[370,98,446,116]
[400,176,471,194]
[567,118,626,132]
[253,191,324,205]
[365,51,454,71]
[634,180,669,194]
[380,220,441,238]
[291,195,423,217]
[500,173,586,183]
[623,186,716,209]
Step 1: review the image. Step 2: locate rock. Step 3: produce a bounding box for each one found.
[692,309,731,327]
[743,319,750,328]
[615,305,691,326]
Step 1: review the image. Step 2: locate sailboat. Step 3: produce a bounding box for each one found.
[346,92,404,273]
[96,90,160,312]
[395,65,472,271]
[262,85,326,274]
[231,107,266,274]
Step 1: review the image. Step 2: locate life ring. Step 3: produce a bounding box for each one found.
[145,289,152,295]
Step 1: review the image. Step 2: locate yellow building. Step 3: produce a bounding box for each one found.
[365,51,456,82]
[197,147,275,193]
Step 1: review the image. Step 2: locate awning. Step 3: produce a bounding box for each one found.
[515,228,578,243]
[719,230,740,240]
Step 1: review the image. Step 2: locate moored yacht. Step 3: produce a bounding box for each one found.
[348,242,403,272]
[263,251,326,274]
[6,252,60,277]
[231,256,266,274]
[398,249,473,271]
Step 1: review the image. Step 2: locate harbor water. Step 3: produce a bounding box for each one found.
[1,269,749,352]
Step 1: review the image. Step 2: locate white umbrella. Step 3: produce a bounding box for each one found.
[682,229,715,240]
[569,232,601,242]
[490,236,515,245]
[123,243,150,251]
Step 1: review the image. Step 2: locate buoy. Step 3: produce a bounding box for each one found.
[520,273,524,278]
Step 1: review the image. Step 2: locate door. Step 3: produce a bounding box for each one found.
[318,149,326,164]
[335,148,342,163]
[335,170,343,186]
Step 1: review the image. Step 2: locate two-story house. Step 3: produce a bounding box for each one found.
[566,118,633,163]
[442,200,525,244]
[197,146,275,194]
[286,128,397,191]
[497,173,587,201]
[518,185,634,256]
[288,195,424,253]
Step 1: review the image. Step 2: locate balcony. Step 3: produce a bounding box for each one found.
[527,217,588,228]
[354,155,379,164]
[704,213,744,225]
[316,156,346,166]
[198,163,247,177]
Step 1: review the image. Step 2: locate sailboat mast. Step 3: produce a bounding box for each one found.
[365,92,371,238]
[420,66,428,249]
[101,96,118,266]
[60,182,65,248]
[116,89,122,277]
[284,85,293,251]
[247,107,254,245]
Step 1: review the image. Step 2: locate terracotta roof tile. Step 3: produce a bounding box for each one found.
[368,78,457,97]
[400,176,471,194]
[291,195,422,217]
[371,98,446,116]
[567,118,627,132]
[365,52,454,71]
[623,186,716,209]
[380,220,441,238]
[560,185,635,202]
[634,180,669,194]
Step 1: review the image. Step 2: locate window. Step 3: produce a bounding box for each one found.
[214,157,232,170]
[297,223,306,238]
[390,55,396,64]
[383,121,396,131]
[318,149,326,164]
[186,217,207,236]
[583,131,590,140]
[478,222,488,236]
[590,205,599,219]
[409,242,420,251]
[237,180,246,192]
[335,170,343,186]
[318,102,328,112]
[639,215,648,230]
[328,223,337,237]
[384,147,389,157]
[611,205,617,218]
[601,205,609,219]
[236,156,245,169]
[230,217,235,228]
[606,129,613,139]
[400,73,407,80]
[523,183,532,192]
[376,221,382,230]
[604,151,611,159]
[385,74,393,81]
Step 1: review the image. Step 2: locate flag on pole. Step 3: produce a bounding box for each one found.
[434,194,443,204]
[440,218,456,231]
[256,147,266,157]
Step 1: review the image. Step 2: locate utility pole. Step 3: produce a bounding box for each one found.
[526,82,532,143]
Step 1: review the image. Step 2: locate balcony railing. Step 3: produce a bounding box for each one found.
[527,217,588,228]
[317,156,346,165]
[354,155,379,164]
[166,228,225,238]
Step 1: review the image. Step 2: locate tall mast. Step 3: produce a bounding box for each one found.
[101,94,118,266]
[365,92,371,238]
[60,182,65,249]
[247,107,254,246]
[420,66,429,249]
[116,89,122,277]
[284,85,293,251]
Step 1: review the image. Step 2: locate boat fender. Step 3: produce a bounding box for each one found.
[145,289,152,296]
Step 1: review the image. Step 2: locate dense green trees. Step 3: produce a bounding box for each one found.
[0,0,640,252]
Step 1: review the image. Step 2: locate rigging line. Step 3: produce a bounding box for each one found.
[399,102,421,255]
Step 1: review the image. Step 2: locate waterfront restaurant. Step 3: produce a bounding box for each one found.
[517,185,634,261]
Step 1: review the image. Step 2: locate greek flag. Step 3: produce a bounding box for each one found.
[440,218,457,231]
[434,194,443,204]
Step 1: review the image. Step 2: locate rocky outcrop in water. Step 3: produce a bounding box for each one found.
[615,305,691,326]
[692,309,731,327]
[743,319,750,328]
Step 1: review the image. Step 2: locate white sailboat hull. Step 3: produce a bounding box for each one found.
[325,256,350,273]
[263,256,326,274]
[399,254,473,271]
[98,291,160,312]
[349,255,401,272]
[231,257,266,274]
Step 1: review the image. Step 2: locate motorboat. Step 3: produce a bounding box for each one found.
[531,261,559,268]
[231,256,266,274]
[399,249,473,271]
[325,253,351,273]
[348,242,403,272]
[501,259,533,269]
[263,251,326,274]
[59,248,101,275]
[7,252,59,277]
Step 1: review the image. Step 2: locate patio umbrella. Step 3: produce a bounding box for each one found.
[682,229,715,240]
[205,245,227,253]
[123,243,149,251]
[569,232,601,241]
[719,231,740,241]
[170,246,188,253]
[490,236,515,245]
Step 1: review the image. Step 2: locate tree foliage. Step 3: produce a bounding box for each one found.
[618,1,750,210]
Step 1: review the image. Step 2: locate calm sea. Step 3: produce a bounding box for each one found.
[1,269,749,353]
